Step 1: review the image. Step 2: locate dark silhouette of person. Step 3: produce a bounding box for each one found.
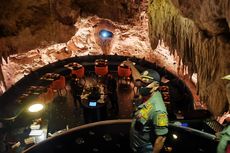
[70,74,83,109]
[88,87,100,101]
[107,74,119,114]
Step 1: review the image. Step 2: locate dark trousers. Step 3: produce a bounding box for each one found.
[108,93,119,113]
[73,95,81,109]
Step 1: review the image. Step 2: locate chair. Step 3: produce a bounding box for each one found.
[71,66,85,78]
[117,64,132,85]
[94,59,109,83]
[38,87,54,104]
[51,76,67,96]
[95,66,108,76]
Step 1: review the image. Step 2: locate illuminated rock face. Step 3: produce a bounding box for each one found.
[0,0,137,93]
[94,20,115,55]
[0,0,79,62]
[170,0,230,36]
[0,0,136,62]
[148,0,230,115]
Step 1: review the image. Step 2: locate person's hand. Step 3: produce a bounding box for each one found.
[153,136,166,153]
[217,111,230,124]
[122,60,134,67]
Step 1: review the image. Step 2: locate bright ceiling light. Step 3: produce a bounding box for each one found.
[28,104,44,113]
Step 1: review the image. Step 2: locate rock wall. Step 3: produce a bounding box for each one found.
[0,0,80,62]
[148,0,230,115]
[0,0,139,62]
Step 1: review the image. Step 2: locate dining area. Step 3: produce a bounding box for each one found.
[0,55,197,153]
[80,83,108,123]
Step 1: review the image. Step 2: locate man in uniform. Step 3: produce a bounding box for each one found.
[217,74,230,153]
[124,60,168,153]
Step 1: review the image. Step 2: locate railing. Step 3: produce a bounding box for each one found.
[23,119,218,153]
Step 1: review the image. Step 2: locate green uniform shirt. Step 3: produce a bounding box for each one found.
[130,91,169,151]
[217,125,230,153]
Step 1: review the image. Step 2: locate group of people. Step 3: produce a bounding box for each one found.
[69,60,168,153]
[70,59,229,153]
[69,73,119,115]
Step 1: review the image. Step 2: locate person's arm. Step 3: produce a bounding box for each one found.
[217,111,230,124]
[152,111,169,153]
[123,60,142,86]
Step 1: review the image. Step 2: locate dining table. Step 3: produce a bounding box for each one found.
[80,84,108,123]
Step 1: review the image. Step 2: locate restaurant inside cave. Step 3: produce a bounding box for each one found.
[0,0,229,153]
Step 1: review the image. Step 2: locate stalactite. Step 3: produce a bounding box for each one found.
[148,0,230,115]
[0,64,6,95]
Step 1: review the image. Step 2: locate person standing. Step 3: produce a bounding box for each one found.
[107,74,119,114]
[70,75,83,109]
[123,60,168,153]
[217,75,230,153]
[217,111,230,153]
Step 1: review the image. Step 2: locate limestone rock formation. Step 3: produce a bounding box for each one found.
[148,0,230,115]
[0,0,79,62]
[0,0,138,62]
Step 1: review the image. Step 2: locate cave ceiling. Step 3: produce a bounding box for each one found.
[0,0,136,61]
[0,0,229,115]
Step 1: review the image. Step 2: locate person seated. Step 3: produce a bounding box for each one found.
[88,87,100,101]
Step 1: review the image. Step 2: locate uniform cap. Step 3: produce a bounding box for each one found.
[141,69,161,83]
[222,75,230,80]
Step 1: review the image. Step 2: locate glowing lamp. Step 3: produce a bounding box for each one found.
[99,29,113,39]
[172,134,178,139]
[28,104,44,113]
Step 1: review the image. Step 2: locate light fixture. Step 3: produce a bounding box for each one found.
[28,104,44,113]
[172,134,178,139]
[99,29,113,39]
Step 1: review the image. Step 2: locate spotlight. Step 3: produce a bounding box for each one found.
[99,29,113,39]
[172,134,178,139]
[28,104,44,113]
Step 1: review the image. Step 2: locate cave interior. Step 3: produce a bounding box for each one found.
[0,0,229,153]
